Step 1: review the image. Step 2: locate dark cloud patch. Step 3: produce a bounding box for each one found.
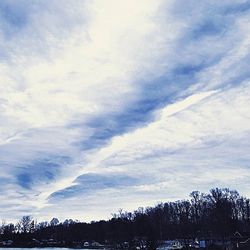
[77,62,210,151]
[0,1,30,36]
[192,20,226,39]
[15,156,71,189]
[49,173,138,200]
[224,2,250,15]
[16,173,32,189]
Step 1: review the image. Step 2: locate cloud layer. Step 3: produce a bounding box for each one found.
[0,0,250,222]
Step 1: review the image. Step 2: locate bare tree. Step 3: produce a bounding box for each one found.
[50,217,59,226]
[19,215,33,233]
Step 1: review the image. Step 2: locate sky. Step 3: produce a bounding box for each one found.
[0,0,250,222]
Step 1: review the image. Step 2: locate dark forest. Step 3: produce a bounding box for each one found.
[1,188,250,249]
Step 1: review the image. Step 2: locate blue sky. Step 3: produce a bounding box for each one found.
[1,0,250,222]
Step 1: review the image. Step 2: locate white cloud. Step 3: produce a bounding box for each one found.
[1,0,250,221]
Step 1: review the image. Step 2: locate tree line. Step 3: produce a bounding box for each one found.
[1,188,250,245]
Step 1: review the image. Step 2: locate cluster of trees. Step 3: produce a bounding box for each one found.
[0,216,76,235]
[1,188,250,244]
[107,188,250,241]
